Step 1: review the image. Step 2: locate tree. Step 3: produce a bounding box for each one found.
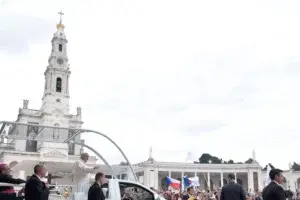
[244,158,253,164]
[292,162,300,171]
[119,161,129,166]
[199,153,222,164]
[198,153,253,164]
[227,159,234,164]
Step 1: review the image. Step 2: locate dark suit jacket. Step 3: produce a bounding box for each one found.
[220,181,246,200]
[183,194,193,200]
[88,182,105,200]
[262,181,286,200]
[25,174,49,200]
[0,174,26,200]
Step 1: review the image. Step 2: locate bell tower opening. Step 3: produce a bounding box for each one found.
[59,44,62,52]
[56,77,62,92]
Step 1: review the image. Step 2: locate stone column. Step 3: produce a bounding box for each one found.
[257,169,263,190]
[143,168,150,187]
[195,172,197,177]
[248,170,254,191]
[169,171,172,178]
[66,75,69,94]
[234,171,237,182]
[181,171,184,191]
[220,172,224,187]
[207,172,211,190]
[154,169,159,189]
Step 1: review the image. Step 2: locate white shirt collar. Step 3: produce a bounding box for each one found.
[34,174,43,181]
[272,180,280,185]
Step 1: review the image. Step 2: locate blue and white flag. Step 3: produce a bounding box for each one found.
[183,176,200,187]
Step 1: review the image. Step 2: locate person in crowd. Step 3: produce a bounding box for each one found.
[262,168,286,200]
[72,152,100,196]
[87,172,106,200]
[25,164,49,200]
[0,163,26,200]
[183,187,195,200]
[220,173,246,200]
[285,189,293,200]
[254,190,262,200]
[120,186,132,200]
[296,192,300,200]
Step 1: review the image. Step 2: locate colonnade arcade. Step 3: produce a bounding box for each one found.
[158,170,261,191]
[134,161,263,191]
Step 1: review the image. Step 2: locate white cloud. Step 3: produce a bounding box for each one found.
[0,0,300,169]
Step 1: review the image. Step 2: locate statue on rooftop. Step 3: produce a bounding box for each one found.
[23,99,29,109]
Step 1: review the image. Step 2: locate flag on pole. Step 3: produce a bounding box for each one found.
[166,176,181,189]
[183,176,200,187]
[265,164,272,186]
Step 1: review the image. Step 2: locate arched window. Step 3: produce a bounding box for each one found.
[56,77,62,92]
[59,44,62,52]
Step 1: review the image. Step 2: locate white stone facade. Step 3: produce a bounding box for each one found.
[0,17,97,181]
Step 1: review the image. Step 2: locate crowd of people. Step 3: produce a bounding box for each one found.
[157,170,300,200]
[1,156,300,200]
[158,187,264,200]
[157,173,263,200]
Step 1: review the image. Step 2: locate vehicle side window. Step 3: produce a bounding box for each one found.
[119,182,154,200]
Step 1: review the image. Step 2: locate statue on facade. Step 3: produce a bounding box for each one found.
[52,123,60,140]
[77,107,82,116]
[27,126,37,145]
[23,99,29,109]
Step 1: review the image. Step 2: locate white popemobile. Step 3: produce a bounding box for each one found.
[0,121,166,200]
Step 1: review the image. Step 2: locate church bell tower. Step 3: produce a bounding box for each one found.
[42,11,70,115]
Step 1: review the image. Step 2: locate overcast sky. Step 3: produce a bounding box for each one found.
[0,0,300,169]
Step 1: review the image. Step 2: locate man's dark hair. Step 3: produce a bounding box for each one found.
[228,173,235,180]
[34,164,44,174]
[269,168,283,180]
[187,187,193,192]
[95,172,104,181]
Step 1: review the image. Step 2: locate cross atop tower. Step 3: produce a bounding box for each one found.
[58,11,64,24]
[56,11,65,29]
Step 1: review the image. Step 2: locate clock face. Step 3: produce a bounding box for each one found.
[57,58,64,65]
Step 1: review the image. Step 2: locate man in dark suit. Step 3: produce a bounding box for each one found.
[262,168,286,200]
[220,173,246,200]
[25,164,49,200]
[88,172,106,200]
